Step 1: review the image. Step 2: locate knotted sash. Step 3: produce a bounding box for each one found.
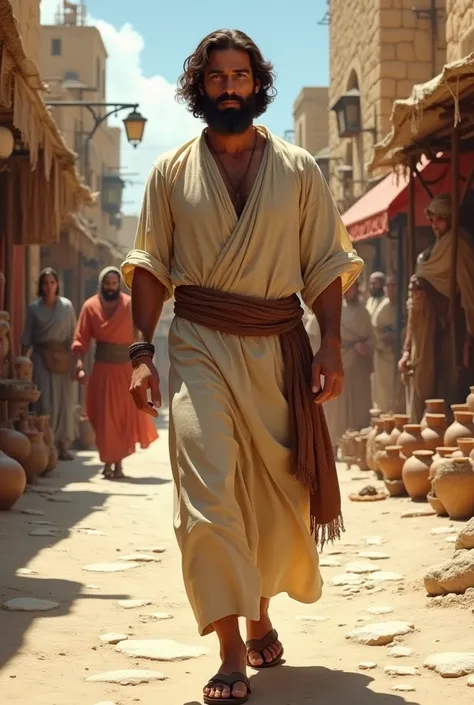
[174,285,343,548]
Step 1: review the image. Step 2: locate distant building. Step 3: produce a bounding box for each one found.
[293,87,329,180]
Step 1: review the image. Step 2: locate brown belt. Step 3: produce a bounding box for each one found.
[94,341,130,364]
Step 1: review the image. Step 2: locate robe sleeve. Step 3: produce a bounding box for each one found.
[121,164,174,300]
[299,161,364,310]
[21,304,34,349]
[72,302,92,355]
[457,237,474,336]
[66,300,77,345]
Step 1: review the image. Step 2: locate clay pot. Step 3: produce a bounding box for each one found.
[421,413,448,451]
[373,416,395,479]
[452,438,474,459]
[378,445,405,482]
[388,414,410,445]
[421,399,446,430]
[432,457,474,520]
[427,491,447,517]
[366,417,383,473]
[0,450,26,510]
[0,400,31,465]
[467,386,474,414]
[78,416,95,450]
[13,356,33,382]
[384,479,406,497]
[398,424,425,458]
[402,449,434,501]
[444,411,474,447]
[429,447,457,480]
[18,416,48,483]
[357,434,370,471]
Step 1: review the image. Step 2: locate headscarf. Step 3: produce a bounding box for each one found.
[424,193,451,219]
[98,266,121,289]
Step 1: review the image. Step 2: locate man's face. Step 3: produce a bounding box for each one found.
[41,274,58,298]
[428,213,450,239]
[101,273,120,301]
[201,49,259,134]
[369,276,385,298]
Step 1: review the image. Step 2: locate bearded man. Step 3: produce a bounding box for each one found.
[366,271,386,318]
[72,267,158,479]
[399,194,474,420]
[122,30,362,704]
[371,275,398,413]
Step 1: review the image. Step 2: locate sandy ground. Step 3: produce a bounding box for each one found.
[1,411,473,705]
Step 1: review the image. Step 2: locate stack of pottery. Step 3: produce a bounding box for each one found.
[378,445,406,497]
[374,416,396,479]
[444,409,474,447]
[18,413,48,484]
[421,413,448,451]
[0,402,27,510]
[402,449,434,501]
[397,423,425,458]
[432,457,474,520]
[388,414,410,445]
[420,399,446,430]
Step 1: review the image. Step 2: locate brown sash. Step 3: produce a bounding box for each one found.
[95,341,130,364]
[36,341,71,374]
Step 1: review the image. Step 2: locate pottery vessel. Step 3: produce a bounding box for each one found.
[44,445,58,474]
[397,424,425,458]
[384,478,406,497]
[366,417,383,473]
[444,411,474,447]
[388,414,410,444]
[421,413,448,451]
[427,491,447,517]
[41,415,54,448]
[378,445,405,482]
[402,449,433,501]
[432,457,474,520]
[0,401,30,465]
[78,416,95,450]
[357,434,370,471]
[373,417,395,478]
[467,386,474,414]
[13,356,33,382]
[18,415,48,483]
[421,399,446,430]
[429,447,457,480]
[0,450,26,510]
[452,437,474,459]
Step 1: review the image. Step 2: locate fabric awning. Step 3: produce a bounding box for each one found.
[369,52,474,170]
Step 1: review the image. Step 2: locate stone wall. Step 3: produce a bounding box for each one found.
[446,0,474,61]
[10,0,40,62]
[293,87,329,156]
[328,0,446,208]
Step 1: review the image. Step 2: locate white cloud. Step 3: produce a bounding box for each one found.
[40,1,199,214]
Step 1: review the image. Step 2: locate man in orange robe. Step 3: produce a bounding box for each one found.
[72,267,158,478]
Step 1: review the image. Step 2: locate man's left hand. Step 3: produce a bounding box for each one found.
[312,339,344,405]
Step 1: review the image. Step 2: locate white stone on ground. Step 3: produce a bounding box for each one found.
[346,621,414,646]
[118,553,160,563]
[93,701,117,705]
[99,633,129,645]
[15,568,38,576]
[391,684,416,692]
[366,606,393,615]
[296,615,329,622]
[319,558,342,568]
[116,639,209,661]
[117,599,152,609]
[388,646,413,658]
[370,572,404,583]
[424,551,474,596]
[29,527,64,537]
[431,527,458,535]
[83,562,141,572]
[76,528,107,536]
[358,662,377,670]
[424,652,474,677]
[3,598,59,612]
[27,520,54,526]
[85,670,167,685]
[345,562,382,575]
[20,508,45,516]
[384,665,420,676]
[48,495,72,503]
[138,546,166,553]
[468,675,474,687]
[445,535,457,543]
[401,508,436,518]
[358,551,390,560]
[331,574,366,587]
[148,612,174,621]
[364,536,386,545]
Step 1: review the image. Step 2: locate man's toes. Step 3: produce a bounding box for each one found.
[232,682,248,698]
[263,647,274,663]
[248,650,264,665]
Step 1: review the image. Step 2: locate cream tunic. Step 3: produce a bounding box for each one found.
[122,127,363,635]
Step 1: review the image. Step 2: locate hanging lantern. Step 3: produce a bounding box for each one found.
[122,110,147,148]
[331,89,362,139]
[101,174,125,214]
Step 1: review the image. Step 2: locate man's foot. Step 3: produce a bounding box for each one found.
[57,442,74,461]
[102,464,113,479]
[203,648,249,702]
[113,462,125,479]
[246,600,283,668]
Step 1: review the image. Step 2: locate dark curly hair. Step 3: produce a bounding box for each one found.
[176,29,277,119]
[37,267,59,298]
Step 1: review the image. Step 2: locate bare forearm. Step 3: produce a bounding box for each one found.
[131,267,166,343]
[311,277,342,348]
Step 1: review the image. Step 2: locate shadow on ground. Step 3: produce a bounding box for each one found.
[0,416,170,671]
[185,665,419,705]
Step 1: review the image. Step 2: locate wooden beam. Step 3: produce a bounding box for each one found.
[407,156,416,275]
[449,125,460,381]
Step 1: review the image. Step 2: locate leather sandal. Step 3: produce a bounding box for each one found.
[203,671,251,704]
[246,628,283,669]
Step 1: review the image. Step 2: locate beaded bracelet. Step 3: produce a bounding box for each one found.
[129,341,155,363]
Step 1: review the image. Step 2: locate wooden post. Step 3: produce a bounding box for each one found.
[407,156,416,275]
[449,125,460,375]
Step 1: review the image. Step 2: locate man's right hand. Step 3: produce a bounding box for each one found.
[398,350,411,374]
[130,357,161,417]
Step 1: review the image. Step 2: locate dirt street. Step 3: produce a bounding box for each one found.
[1,412,473,705]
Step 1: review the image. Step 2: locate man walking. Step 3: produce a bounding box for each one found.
[366,271,386,318]
[371,275,398,413]
[122,30,363,704]
[72,267,158,479]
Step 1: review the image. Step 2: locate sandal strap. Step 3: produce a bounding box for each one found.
[206,672,251,692]
[246,628,278,653]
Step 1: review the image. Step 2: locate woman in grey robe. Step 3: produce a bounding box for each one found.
[21,268,77,460]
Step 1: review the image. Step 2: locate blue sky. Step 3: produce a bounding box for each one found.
[42,0,330,212]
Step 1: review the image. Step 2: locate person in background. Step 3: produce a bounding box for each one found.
[72,267,158,479]
[366,271,386,318]
[325,280,373,452]
[21,267,76,460]
[371,274,398,413]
